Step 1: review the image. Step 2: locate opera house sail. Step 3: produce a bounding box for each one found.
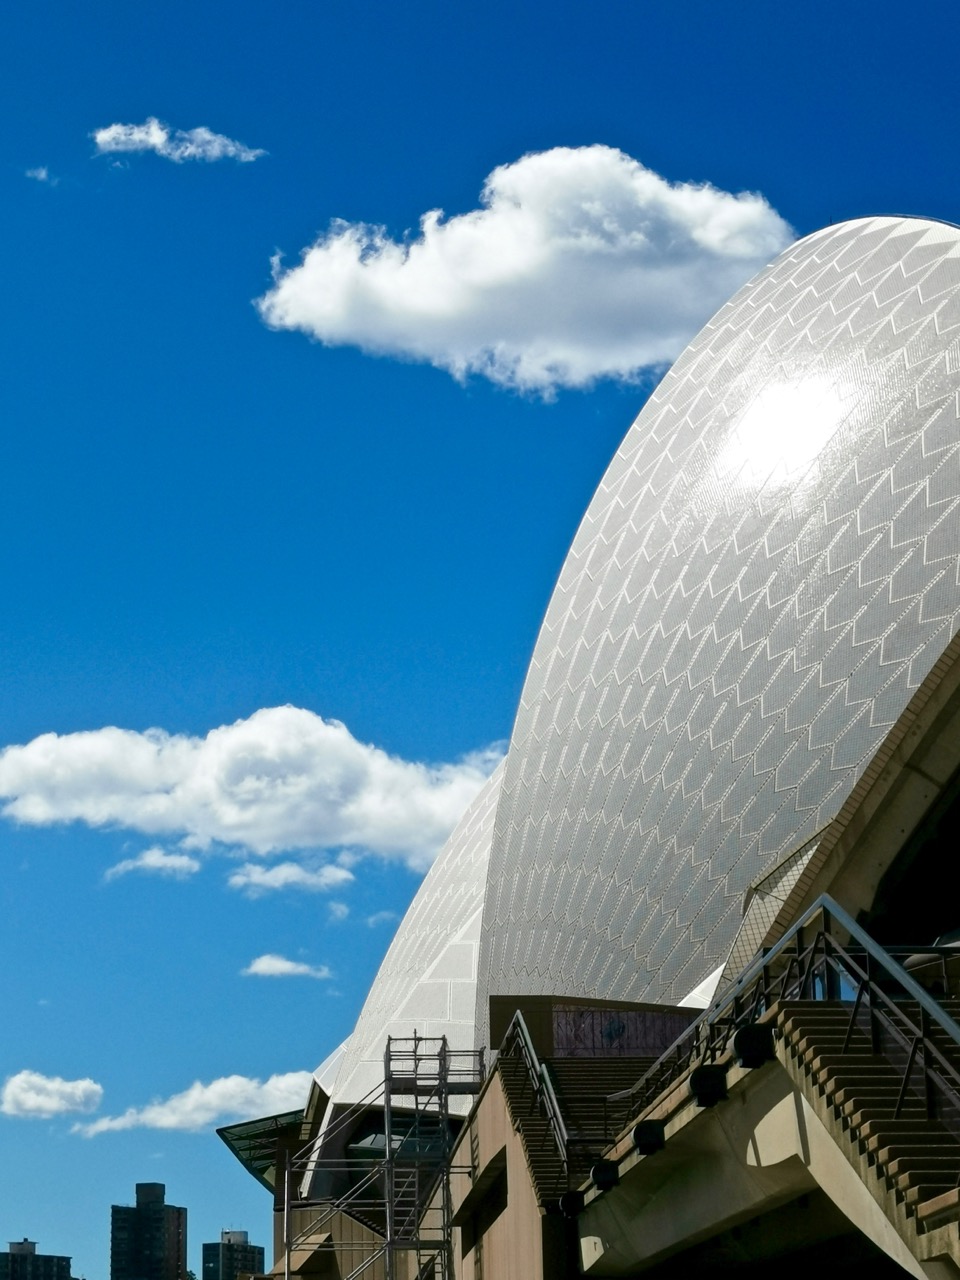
[481,214,960,1024]
[224,216,960,1279]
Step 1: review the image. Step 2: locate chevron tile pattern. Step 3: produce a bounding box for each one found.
[478,216,960,1027]
[328,761,503,1107]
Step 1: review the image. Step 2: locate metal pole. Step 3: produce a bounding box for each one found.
[283,1148,291,1280]
[384,1037,394,1280]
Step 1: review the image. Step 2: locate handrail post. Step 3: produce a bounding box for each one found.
[894,1038,920,1120]
[866,950,879,1053]
[921,1006,935,1120]
[797,920,807,998]
[842,981,864,1054]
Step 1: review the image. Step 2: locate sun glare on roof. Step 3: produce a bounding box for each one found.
[721,376,852,490]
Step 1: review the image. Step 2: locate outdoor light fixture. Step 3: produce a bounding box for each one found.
[689,1064,728,1107]
[632,1120,666,1154]
[590,1160,620,1192]
[732,1023,775,1069]
[559,1190,585,1217]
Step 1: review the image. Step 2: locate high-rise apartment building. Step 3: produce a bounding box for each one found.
[110,1183,186,1280]
[0,1241,74,1280]
[201,1232,264,1280]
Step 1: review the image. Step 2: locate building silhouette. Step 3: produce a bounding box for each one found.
[110,1184,186,1280]
[201,1232,263,1280]
[0,1241,73,1280]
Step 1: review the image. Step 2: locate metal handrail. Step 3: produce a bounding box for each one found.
[808,938,960,1121]
[716,896,960,1043]
[606,893,960,1136]
[502,1010,569,1177]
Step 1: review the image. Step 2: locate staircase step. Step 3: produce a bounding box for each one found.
[807,1053,886,1073]
[782,1021,857,1038]
[824,1081,906,1105]
[793,1034,874,1055]
[878,1151,960,1181]
[782,1013,856,1034]
[822,1060,902,1077]
[915,1187,960,1228]
[903,1177,960,1205]
[828,1087,913,1109]
[829,1081,907,1107]
[819,1060,900,1077]
[846,1106,929,1128]
[887,1154,960,1177]
[867,1132,960,1155]
[863,1117,953,1135]
[860,1117,950,1140]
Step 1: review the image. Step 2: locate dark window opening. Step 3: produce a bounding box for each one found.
[460,1165,508,1258]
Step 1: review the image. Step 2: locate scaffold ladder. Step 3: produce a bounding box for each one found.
[282,1033,483,1280]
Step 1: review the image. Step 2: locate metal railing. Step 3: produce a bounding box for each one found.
[605,894,960,1139]
[501,1011,570,1181]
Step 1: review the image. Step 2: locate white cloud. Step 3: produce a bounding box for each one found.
[366,910,398,928]
[328,901,350,922]
[0,706,501,871]
[242,954,331,979]
[257,144,793,394]
[2,1070,103,1118]
[75,1071,310,1136]
[228,861,353,896]
[105,846,201,882]
[93,117,264,164]
[26,166,56,185]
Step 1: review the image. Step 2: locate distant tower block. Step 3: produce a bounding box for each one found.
[202,1232,264,1280]
[0,1240,75,1280]
[110,1184,186,1280]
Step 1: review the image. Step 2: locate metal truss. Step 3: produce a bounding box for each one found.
[280,1034,484,1280]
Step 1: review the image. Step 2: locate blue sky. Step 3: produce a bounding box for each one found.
[2,0,959,1274]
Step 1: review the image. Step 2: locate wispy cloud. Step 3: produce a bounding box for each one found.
[227,861,353,897]
[0,706,502,871]
[242,954,331,979]
[93,117,264,164]
[366,910,398,928]
[2,1070,103,1118]
[328,901,350,922]
[25,166,56,185]
[75,1071,310,1135]
[257,144,793,394]
[105,846,201,882]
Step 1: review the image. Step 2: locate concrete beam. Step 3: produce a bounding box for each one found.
[578,1059,930,1277]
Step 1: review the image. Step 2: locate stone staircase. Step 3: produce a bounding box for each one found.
[778,998,960,1231]
[547,1058,657,1177]
[497,1055,655,1204]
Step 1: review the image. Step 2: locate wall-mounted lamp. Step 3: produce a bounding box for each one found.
[732,1023,774,1069]
[590,1160,620,1192]
[689,1063,727,1107]
[559,1190,585,1217]
[632,1120,666,1154]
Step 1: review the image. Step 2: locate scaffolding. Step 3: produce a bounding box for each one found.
[282,1034,484,1280]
